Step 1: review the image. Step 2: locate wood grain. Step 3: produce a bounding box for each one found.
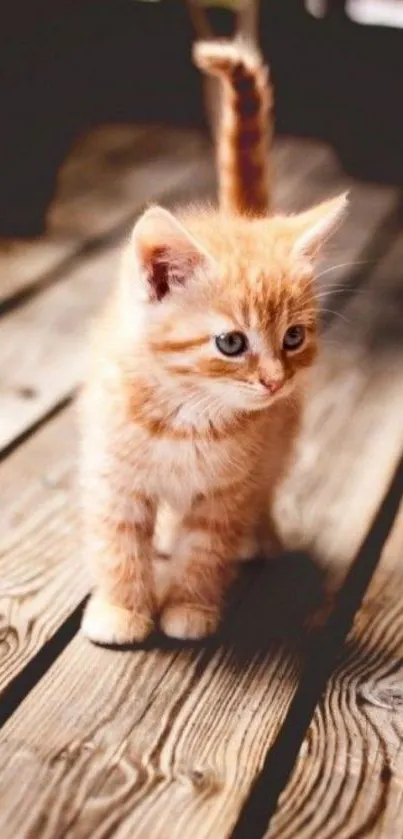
[268,501,403,839]
[0,407,87,699]
[266,232,403,837]
[0,126,204,308]
[0,567,320,839]
[1,232,403,837]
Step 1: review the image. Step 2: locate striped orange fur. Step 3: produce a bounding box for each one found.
[193,38,273,216]
[80,193,347,645]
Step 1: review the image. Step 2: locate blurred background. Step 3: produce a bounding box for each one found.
[1,0,403,238]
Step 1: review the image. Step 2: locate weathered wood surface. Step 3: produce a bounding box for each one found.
[266,234,403,838]
[1,228,403,838]
[268,499,403,839]
[0,408,87,700]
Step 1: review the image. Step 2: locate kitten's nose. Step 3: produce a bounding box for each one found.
[259,374,283,394]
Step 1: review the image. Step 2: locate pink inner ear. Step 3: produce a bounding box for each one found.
[291,193,348,260]
[146,246,171,302]
[145,244,201,302]
[132,205,215,302]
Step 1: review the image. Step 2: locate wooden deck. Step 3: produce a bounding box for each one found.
[0,123,402,839]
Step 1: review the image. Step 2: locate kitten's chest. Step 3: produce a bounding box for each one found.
[145,433,250,508]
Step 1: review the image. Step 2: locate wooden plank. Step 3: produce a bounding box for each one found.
[0,137,332,698]
[0,126,205,308]
[268,499,403,839]
[1,232,403,837]
[0,139,397,455]
[0,242,121,451]
[0,408,87,699]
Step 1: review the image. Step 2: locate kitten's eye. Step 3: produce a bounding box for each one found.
[283,325,306,351]
[215,331,248,357]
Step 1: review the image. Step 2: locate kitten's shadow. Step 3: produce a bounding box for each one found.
[220,551,326,671]
[117,551,327,672]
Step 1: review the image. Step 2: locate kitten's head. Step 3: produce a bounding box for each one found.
[123,195,347,414]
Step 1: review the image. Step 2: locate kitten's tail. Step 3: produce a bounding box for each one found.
[193,38,273,217]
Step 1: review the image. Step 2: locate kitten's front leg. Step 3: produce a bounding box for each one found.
[159,492,253,640]
[82,483,156,646]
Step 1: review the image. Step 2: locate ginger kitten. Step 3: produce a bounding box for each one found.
[81,40,347,644]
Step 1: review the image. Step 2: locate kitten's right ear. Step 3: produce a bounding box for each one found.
[290,193,348,262]
[130,206,213,302]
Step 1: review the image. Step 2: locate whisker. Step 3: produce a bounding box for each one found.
[315,290,375,307]
[315,259,371,280]
[315,279,350,288]
[314,286,349,297]
[320,337,350,348]
[320,308,351,324]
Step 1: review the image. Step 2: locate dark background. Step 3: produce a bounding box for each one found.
[1,0,402,236]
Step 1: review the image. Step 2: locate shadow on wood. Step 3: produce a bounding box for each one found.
[96,551,326,672]
[233,453,403,839]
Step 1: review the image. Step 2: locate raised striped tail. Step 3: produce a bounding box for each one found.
[193,38,273,217]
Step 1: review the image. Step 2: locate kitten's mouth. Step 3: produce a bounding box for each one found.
[243,394,279,412]
[253,382,293,407]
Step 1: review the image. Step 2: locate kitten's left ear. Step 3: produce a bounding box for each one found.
[291,192,348,261]
[131,206,214,302]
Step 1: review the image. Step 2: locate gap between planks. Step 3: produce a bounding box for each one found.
[267,473,403,839]
[0,230,403,837]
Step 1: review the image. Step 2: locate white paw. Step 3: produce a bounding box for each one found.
[160,603,220,641]
[82,594,154,645]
